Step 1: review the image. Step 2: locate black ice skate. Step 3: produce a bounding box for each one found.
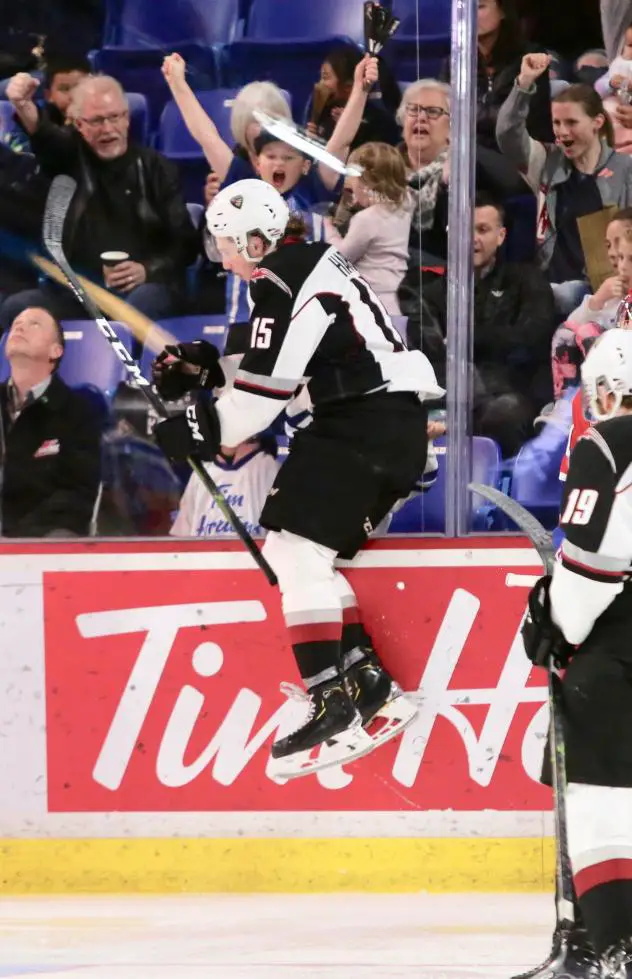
[345,649,419,751]
[601,938,632,979]
[511,923,599,979]
[269,676,375,781]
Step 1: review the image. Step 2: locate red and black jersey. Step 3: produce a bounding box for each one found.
[215,241,441,447]
[550,416,632,646]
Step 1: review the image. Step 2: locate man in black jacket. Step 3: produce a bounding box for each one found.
[0,74,199,330]
[1,306,101,536]
[407,193,557,457]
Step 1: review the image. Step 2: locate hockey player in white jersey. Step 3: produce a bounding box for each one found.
[152,178,443,779]
[521,328,632,978]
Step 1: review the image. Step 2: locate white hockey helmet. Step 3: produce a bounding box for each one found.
[581,327,632,421]
[205,178,290,260]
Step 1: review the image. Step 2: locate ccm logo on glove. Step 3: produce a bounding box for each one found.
[186,403,205,443]
[153,397,222,463]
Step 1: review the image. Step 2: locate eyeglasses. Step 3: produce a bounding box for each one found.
[405,103,449,120]
[78,110,128,128]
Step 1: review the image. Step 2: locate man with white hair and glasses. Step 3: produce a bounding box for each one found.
[0,74,198,330]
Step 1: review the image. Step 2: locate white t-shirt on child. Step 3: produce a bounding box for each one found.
[170,447,281,538]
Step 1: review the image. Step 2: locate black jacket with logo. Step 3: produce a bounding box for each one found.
[0,374,102,536]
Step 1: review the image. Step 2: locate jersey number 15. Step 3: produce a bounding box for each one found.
[251,317,274,350]
[561,488,599,526]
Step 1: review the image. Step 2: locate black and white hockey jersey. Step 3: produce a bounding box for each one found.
[215,242,443,446]
[550,416,632,648]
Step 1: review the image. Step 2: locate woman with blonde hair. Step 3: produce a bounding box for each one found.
[324,141,413,315]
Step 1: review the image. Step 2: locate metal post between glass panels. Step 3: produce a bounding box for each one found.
[444,0,477,536]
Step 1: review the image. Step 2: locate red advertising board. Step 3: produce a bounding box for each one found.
[42,548,551,813]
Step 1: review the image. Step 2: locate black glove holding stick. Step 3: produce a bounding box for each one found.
[151,340,224,401]
[521,574,575,669]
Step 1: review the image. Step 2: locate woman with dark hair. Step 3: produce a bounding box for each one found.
[475,0,554,147]
[307,41,401,149]
[497,55,632,315]
[441,0,553,196]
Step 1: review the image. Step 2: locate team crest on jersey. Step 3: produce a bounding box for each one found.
[230,195,244,209]
[250,266,293,296]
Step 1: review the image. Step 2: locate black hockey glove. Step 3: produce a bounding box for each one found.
[153,396,221,463]
[151,341,225,401]
[521,574,574,669]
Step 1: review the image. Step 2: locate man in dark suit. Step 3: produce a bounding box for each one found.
[0,306,101,536]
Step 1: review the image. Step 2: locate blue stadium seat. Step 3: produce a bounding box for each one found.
[381,34,450,82]
[159,89,239,157]
[378,2,451,81]
[93,44,218,131]
[127,91,149,144]
[139,315,228,379]
[387,436,502,533]
[105,0,241,47]
[509,438,565,530]
[223,0,364,113]
[245,0,364,41]
[58,322,135,397]
[391,0,451,35]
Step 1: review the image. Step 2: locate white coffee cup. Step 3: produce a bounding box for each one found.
[101,251,130,267]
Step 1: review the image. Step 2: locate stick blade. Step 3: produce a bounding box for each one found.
[468,482,555,572]
[43,175,77,254]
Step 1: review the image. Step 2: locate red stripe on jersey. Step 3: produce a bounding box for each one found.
[559,391,592,481]
[287,622,342,646]
[342,604,361,626]
[234,378,292,400]
[574,858,632,898]
[561,553,624,580]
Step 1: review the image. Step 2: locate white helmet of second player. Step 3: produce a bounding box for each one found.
[205,178,290,260]
[581,327,632,421]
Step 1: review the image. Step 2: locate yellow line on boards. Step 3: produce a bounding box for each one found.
[0,838,555,894]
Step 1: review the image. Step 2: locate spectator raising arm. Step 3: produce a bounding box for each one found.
[7,72,44,135]
[320,55,380,191]
[496,53,551,190]
[162,53,234,180]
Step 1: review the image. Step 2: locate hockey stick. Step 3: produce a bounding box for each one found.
[31,252,177,353]
[41,174,277,586]
[252,109,364,177]
[469,482,575,934]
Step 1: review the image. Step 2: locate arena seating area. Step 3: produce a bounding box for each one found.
[1,0,608,536]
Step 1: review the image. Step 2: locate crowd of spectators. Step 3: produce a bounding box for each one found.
[0,0,628,536]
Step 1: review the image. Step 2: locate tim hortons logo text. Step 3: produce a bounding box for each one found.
[43,567,549,811]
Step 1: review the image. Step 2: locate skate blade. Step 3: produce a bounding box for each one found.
[363,693,419,751]
[269,722,376,782]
